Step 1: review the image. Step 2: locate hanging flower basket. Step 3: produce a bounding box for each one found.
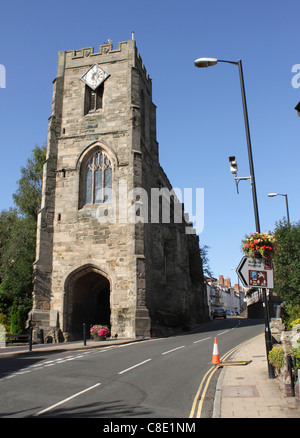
[242,232,278,259]
[90,325,109,341]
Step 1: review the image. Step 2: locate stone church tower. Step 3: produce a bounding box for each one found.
[31,39,208,341]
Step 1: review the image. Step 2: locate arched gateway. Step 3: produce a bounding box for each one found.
[64,265,111,340]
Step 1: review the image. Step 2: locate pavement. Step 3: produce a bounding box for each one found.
[213,334,300,418]
[0,337,141,358]
[1,333,300,418]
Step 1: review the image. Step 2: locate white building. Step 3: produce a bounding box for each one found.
[206,275,245,317]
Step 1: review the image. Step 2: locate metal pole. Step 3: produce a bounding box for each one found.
[262,289,275,378]
[83,323,86,346]
[29,326,33,352]
[237,60,261,234]
[237,59,274,378]
[197,58,275,378]
[284,194,290,224]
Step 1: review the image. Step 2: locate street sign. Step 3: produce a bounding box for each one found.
[236,256,274,289]
[249,269,267,287]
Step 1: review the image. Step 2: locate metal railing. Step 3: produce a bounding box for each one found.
[5,326,33,351]
[287,354,300,397]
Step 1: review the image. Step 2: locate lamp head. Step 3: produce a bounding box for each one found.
[268,193,278,197]
[194,57,218,68]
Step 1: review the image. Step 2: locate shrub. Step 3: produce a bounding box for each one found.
[291,345,300,371]
[282,304,300,329]
[268,345,284,370]
[0,313,10,332]
[290,318,300,330]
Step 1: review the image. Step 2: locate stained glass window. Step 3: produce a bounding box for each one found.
[85,166,93,205]
[104,166,112,203]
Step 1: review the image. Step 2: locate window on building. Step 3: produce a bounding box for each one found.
[85,84,104,114]
[83,150,112,206]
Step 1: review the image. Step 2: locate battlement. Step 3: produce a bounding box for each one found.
[135,50,151,85]
[70,40,130,59]
[60,39,151,86]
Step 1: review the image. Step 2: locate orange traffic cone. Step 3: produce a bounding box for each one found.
[211,337,220,364]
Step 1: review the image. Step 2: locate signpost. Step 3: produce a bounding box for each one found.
[236,256,273,289]
[236,256,275,379]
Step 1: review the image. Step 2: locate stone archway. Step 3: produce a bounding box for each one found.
[64,266,111,340]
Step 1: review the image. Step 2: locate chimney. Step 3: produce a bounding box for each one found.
[224,277,231,288]
[219,275,224,285]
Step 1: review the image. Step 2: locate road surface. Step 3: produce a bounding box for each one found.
[0,317,264,418]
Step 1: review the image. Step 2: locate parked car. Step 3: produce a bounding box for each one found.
[212,307,226,319]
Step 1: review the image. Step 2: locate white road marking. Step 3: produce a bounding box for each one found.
[118,359,152,374]
[193,337,211,344]
[161,346,185,355]
[33,383,101,416]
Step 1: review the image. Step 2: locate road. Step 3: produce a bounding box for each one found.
[0,317,264,418]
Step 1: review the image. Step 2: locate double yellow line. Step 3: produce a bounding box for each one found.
[189,333,263,418]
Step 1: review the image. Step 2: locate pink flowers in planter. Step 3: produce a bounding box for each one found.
[90,325,109,338]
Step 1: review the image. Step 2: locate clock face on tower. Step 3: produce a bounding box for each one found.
[80,63,110,90]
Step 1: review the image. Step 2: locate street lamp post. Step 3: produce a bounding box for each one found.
[195,57,274,378]
[194,58,260,232]
[268,193,290,224]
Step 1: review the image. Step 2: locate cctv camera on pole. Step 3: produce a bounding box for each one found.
[228,155,251,194]
[229,156,238,176]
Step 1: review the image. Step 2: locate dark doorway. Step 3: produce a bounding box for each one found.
[70,271,110,339]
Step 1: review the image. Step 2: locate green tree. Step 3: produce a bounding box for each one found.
[0,215,36,312]
[13,145,45,219]
[199,244,213,277]
[0,208,20,313]
[273,219,300,307]
[0,145,46,330]
[10,298,27,335]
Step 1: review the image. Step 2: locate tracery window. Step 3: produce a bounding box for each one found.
[83,150,112,205]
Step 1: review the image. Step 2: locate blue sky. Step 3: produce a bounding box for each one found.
[0,0,299,284]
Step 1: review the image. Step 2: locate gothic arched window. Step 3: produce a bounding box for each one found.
[83,150,112,206]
